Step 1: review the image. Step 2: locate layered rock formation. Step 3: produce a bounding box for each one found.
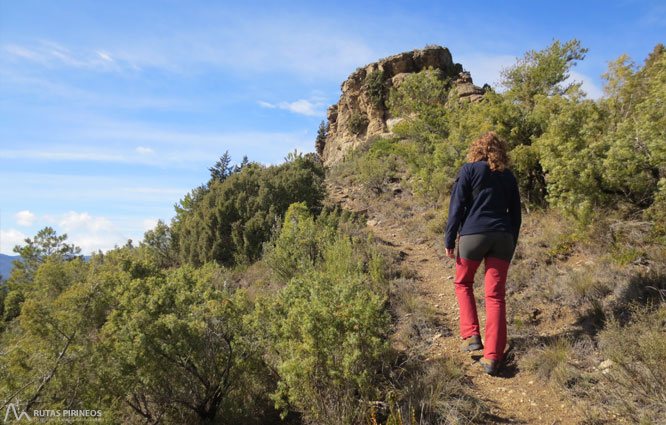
[319,45,485,166]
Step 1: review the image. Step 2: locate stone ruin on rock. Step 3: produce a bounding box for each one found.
[318,45,485,167]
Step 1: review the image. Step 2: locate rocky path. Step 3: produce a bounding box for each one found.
[328,184,581,424]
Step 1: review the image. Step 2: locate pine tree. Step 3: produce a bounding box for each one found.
[209,151,234,183]
[315,120,327,158]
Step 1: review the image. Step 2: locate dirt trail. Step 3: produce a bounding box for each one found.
[328,184,580,424]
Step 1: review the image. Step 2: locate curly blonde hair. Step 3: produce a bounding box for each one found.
[467,131,509,172]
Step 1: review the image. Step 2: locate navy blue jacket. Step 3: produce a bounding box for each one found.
[445,161,521,249]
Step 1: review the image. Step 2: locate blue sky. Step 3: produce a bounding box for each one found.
[1,0,664,255]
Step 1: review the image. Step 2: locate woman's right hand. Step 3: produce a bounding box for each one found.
[445,248,455,259]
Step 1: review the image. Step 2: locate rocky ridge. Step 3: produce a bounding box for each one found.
[319,45,485,166]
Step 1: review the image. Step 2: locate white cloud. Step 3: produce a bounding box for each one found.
[259,99,325,117]
[0,229,27,255]
[14,210,36,227]
[280,99,324,116]
[136,146,154,154]
[567,71,604,100]
[37,211,131,255]
[142,218,159,231]
[73,234,129,255]
[58,211,113,233]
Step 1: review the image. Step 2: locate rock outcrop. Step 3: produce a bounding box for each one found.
[319,45,485,167]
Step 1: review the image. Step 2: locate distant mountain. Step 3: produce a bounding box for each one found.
[0,255,93,282]
[0,254,19,282]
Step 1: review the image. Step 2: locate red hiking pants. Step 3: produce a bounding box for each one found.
[454,233,513,361]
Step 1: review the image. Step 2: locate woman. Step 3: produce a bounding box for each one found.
[444,131,521,375]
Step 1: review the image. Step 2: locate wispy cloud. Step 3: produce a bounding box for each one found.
[2,40,130,72]
[2,11,379,80]
[96,51,114,62]
[0,70,187,110]
[258,101,276,109]
[0,172,189,207]
[258,99,325,116]
[1,125,314,166]
[0,149,125,162]
[4,44,42,61]
[106,25,377,79]
[641,3,666,26]
[136,146,154,154]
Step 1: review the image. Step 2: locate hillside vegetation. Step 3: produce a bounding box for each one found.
[0,40,664,425]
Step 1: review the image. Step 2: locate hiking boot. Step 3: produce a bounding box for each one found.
[479,358,498,375]
[461,334,483,351]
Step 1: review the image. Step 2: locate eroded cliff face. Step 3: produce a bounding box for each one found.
[319,45,484,167]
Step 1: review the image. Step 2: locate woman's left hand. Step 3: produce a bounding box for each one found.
[445,248,455,259]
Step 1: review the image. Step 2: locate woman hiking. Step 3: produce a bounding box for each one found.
[445,131,521,375]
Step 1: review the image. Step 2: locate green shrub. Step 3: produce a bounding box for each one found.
[365,69,387,109]
[388,67,450,118]
[175,152,325,266]
[350,112,369,135]
[101,263,273,424]
[257,238,390,425]
[546,231,582,260]
[2,290,23,321]
[646,179,666,222]
[359,154,399,195]
[534,96,609,215]
[264,202,336,283]
[258,205,391,424]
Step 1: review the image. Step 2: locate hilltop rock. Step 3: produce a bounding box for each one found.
[450,71,485,102]
[319,45,485,166]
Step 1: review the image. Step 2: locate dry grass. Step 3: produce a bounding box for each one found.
[389,276,440,351]
[382,355,486,425]
[519,338,577,387]
[506,210,666,424]
[561,304,666,425]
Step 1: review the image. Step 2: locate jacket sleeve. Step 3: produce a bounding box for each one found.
[445,166,469,249]
[508,171,522,245]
